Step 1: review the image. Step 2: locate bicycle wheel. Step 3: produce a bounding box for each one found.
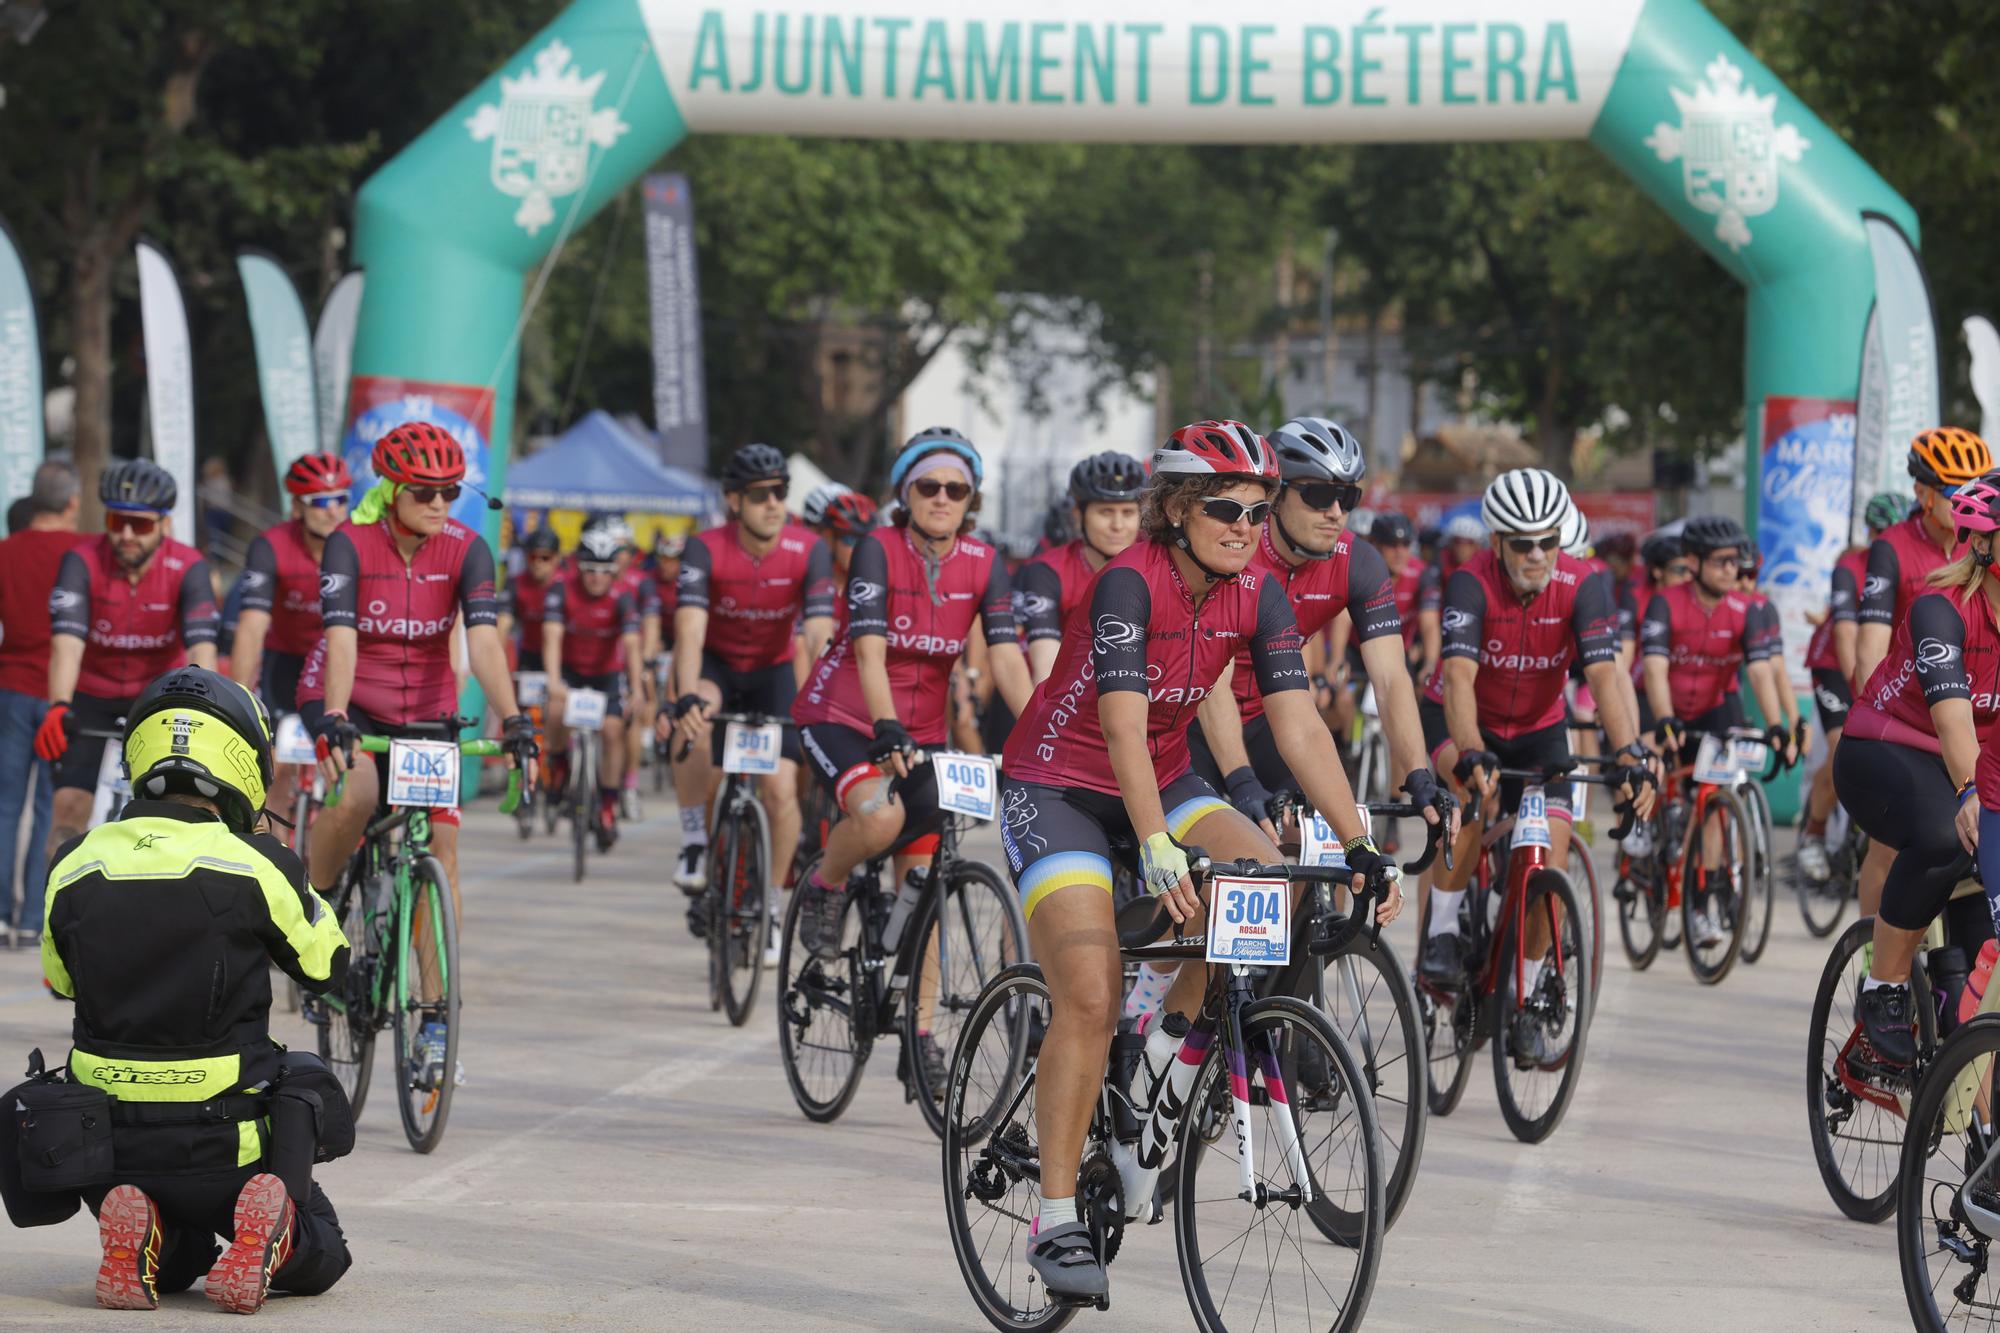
[1569,836,1605,1014]
[1310,935,1426,1231]
[1491,868,1590,1144]
[716,797,770,1028]
[1798,825,1856,939]
[941,966,1074,1333]
[777,865,874,1122]
[1173,996,1383,1333]
[1807,916,1936,1221]
[313,877,376,1120]
[392,855,460,1154]
[1419,887,1479,1117]
[1615,849,1667,972]
[1738,781,1777,964]
[906,858,1026,1138]
[1897,1014,2000,1329]
[570,737,596,884]
[1681,786,1751,985]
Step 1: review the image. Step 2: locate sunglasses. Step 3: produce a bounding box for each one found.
[1294,481,1363,513]
[743,482,790,504]
[303,492,349,509]
[1705,552,1742,568]
[403,484,461,506]
[528,550,559,562]
[1200,497,1272,527]
[1505,534,1561,554]
[106,511,159,535]
[578,561,619,576]
[910,478,973,502]
[1665,562,1695,578]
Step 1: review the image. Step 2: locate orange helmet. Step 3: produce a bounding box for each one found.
[1908,427,1992,491]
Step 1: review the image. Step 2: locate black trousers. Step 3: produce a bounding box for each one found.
[84,1167,350,1298]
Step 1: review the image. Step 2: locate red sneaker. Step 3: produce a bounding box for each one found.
[95,1184,162,1310]
[204,1173,295,1314]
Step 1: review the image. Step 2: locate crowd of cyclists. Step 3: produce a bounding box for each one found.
[10,406,2000,1325]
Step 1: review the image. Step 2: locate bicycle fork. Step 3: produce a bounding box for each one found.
[1226,971,1313,1208]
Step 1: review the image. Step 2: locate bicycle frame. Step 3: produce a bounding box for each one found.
[844,810,979,1043]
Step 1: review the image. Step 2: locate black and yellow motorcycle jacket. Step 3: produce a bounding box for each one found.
[41,800,348,1170]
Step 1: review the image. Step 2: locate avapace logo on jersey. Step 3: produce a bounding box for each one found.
[1482,638,1569,674]
[359,611,455,640]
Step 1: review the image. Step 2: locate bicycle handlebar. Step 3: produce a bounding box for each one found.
[1115,850,1399,954]
[671,708,794,763]
[1462,761,1639,842]
[1266,791,1453,876]
[325,734,521,816]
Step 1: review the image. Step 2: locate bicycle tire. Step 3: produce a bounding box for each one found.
[1738,781,1777,964]
[1491,868,1591,1144]
[940,965,1074,1333]
[393,854,460,1154]
[776,866,873,1122]
[1798,824,1855,939]
[1897,1014,2000,1330]
[1173,995,1383,1333]
[1570,835,1605,1014]
[314,878,376,1120]
[717,797,770,1028]
[1303,933,1425,1231]
[570,734,596,885]
[1682,786,1751,985]
[907,859,1026,1139]
[1807,915,1936,1222]
[1615,850,1667,972]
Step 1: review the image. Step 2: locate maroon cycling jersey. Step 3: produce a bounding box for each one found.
[1230,527,1397,722]
[1014,540,1098,643]
[1639,581,1776,719]
[795,529,1016,744]
[1862,513,1952,626]
[615,563,658,621]
[318,518,498,727]
[50,536,218,699]
[500,567,556,657]
[1423,550,1617,739]
[1804,549,1865,673]
[677,523,834,672]
[1846,592,2000,766]
[1392,561,1437,650]
[1002,539,1308,797]
[238,520,325,657]
[650,561,680,648]
[545,567,639,677]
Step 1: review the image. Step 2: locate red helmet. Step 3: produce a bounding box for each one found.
[283,451,353,497]
[823,491,877,537]
[1152,421,1278,483]
[372,422,466,486]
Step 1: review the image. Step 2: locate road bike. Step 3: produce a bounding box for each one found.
[1794,802,1865,939]
[942,856,1390,1332]
[554,685,613,882]
[510,671,554,839]
[1420,761,1624,1143]
[1895,1012,2000,1329]
[303,719,519,1153]
[696,710,789,1026]
[778,752,1024,1137]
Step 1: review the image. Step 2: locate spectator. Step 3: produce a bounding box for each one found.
[6,496,31,536]
[0,459,85,944]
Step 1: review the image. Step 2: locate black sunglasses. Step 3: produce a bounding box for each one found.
[911,478,973,502]
[1294,481,1363,513]
[404,483,462,505]
[1505,534,1561,554]
[1200,497,1272,527]
[742,482,790,504]
[1665,561,1695,578]
[1706,551,1742,567]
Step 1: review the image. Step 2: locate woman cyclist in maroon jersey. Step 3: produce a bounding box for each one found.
[995,420,1398,1304]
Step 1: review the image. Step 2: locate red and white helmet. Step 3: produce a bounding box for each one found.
[1152,421,1279,483]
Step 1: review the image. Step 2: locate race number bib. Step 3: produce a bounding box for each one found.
[1512,785,1552,849]
[933,752,996,820]
[1206,875,1292,968]
[1298,803,1372,870]
[273,714,317,767]
[1730,736,1770,777]
[1693,734,1737,786]
[516,671,548,707]
[387,740,460,810]
[563,688,608,732]
[721,721,781,775]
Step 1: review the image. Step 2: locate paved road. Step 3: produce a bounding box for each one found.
[0,799,1904,1329]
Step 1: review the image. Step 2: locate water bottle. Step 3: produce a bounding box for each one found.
[1961,939,1999,1026]
[1935,946,1970,1032]
[880,868,926,952]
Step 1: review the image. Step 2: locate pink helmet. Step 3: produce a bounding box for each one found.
[1949,470,2000,536]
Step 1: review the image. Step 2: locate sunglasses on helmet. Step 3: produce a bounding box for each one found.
[403,483,461,506]
[910,478,973,502]
[1505,534,1561,555]
[1200,497,1272,527]
[1294,481,1363,513]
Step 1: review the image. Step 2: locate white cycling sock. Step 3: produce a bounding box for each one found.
[1426,889,1465,937]
[1036,1194,1078,1230]
[1862,974,1893,993]
[679,806,707,847]
[1122,963,1175,1021]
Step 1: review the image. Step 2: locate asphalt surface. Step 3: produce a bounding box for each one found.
[0,792,1904,1330]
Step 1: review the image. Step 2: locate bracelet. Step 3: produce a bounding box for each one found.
[1959,781,1980,806]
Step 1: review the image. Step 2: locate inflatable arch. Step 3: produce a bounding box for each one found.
[350,0,1912,658]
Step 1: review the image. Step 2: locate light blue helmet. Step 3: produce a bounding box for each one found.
[888,425,983,495]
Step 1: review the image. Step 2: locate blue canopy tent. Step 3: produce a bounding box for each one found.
[505,410,712,515]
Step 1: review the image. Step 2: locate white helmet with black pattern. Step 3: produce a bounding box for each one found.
[1481,468,1571,536]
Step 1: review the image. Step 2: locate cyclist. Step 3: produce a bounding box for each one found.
[995,419,1398,1303]
[817,492,879,638]
[1420,469,1653,992]
[1374,511,1440,684]
[666,444,835,903]
[233,452,352,818]
[792,427,1034,967]
[1735,546,1808,760]
[1187,416,1446,841]
[1015,452,1147,684]
[799,481,853,533]
[1440,511,1483,580]
[1630,531,1693,731]
[543,526,645,850]
[498,526,562,674]
[1840,472,2000,1064]
[37,460,219,863]
[1797,492,1910,879]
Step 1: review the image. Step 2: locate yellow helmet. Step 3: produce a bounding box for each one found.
[1909,427,1992,490]
[123,667,273,831]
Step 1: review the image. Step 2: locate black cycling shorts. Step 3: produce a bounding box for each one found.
[558,669,627,720]
[261,650,306,717]
[998,771,1231,922]
[1835,736,1971,933]
[798,722,942,855]
[1419,699,1572,819]
[516,647,545,674]
[1688,692,1749,740]
[1811,668,1852,734]
[1186,714,1291,797]
[699,652,801,763]
[54,691,135,795]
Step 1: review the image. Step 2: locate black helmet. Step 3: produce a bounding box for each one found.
[100,458,177,513]
[1043,498,1079,546]
[1368,512,1414,547]
[122,666,274,832]
[1681,514,1749,557]
[1640,532,1684,568]
[1068,452,1146,505]
[522,527,560,555]
[722,443,788,492]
